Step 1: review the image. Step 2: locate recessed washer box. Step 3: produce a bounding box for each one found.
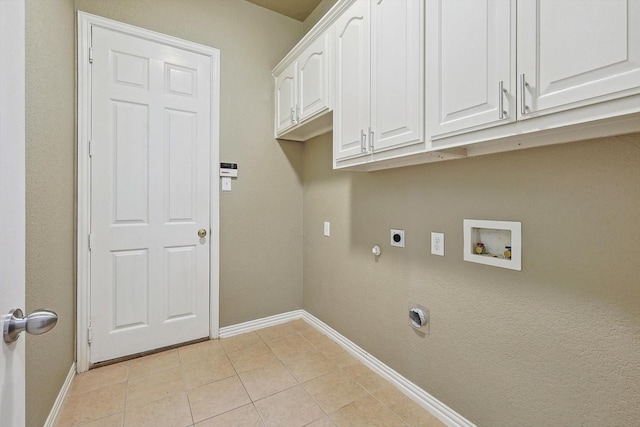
[463,219,521,271]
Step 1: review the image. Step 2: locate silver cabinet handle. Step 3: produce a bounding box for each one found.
[4,308,58,343]
[296,106,300,124]
[290,108,295,124]
[369,127,374,151]
[519,74,528,115]
[361,129,367,152]
[498,80,507,119]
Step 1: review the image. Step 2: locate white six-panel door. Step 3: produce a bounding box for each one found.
[89,25,213,363]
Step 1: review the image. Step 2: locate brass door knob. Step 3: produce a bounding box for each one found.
[198,229,207,238]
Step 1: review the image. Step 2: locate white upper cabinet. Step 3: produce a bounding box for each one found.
[298,33,331,124]
[275,61,297,136]
[370,0,424,153]
[517,0,640,119]
[275,0,640,170]
[334,0,425,167]
[274,30,332,141]
[429,0,640,140]
[428,0,515,139]
[334,0,371,162]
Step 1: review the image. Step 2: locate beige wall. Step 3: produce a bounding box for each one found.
[25,1,76,426]
[302,132,640,425]
[25,1,303,426]
[303,0,338,33]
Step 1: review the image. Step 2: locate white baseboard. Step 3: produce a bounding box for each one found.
[219,310,475,427]
[218,309,304,338]
[44,362,76,427]
[300,312,476,427]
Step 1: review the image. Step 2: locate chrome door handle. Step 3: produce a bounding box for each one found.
[498,80,507,119]
[360,130,367,153]
[519,74,529,115]
[198,229,207,238]
[3,308,58,343]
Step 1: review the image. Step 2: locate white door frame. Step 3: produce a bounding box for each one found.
[76,12,220,373]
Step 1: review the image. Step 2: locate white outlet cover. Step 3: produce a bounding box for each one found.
[323,221,330,237]
[431,232,444,256]
[221,177,231,192]
[390,229,405,247]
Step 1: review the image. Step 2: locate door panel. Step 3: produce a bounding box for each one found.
[298,32,330,122]
[113,101,149,223]
[275,62,297,135]
[166,109,197,221]
[113,249,149,329]
[90,26,211,363]
[371,0,424,152]
[333,0,370,161]
[113,51,149,88]
[428,0,514,138]
[166,246,197,319]
[518,0,640,118]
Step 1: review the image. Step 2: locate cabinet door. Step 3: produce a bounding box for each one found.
[333,0,371,162]
[427,0,514,139]
[371,0,425,152]
[298,32,331,123]
[274,61,297,136]
[518,0,640,119]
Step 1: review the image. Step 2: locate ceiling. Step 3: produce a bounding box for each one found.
[245,0,324,22]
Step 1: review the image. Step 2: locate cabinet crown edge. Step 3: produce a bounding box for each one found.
[272,0,356,76]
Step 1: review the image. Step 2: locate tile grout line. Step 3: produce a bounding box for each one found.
[266,332,329,423]
[238,327,331,423]
[121,361,130,427]
[294,320,412,426]
[226,334,263,423]
[257,326,374,424]
[199,332,267,426]
[179,353,197,427]
[280,321,414,425]
[65,319,437,426]
[255,328,333,425]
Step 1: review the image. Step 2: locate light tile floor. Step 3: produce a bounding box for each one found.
[55,319,445,427]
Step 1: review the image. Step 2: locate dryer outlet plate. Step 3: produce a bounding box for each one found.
[390,229,405,247]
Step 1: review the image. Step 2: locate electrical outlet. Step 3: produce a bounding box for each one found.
[431,232,444,256]
[390,229,405,247]
[323,221,330,237]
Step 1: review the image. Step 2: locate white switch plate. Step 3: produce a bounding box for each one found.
[431,232,444,256]
[390,229,405,247]
[323,221,330,237]
[221,177,232,192]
